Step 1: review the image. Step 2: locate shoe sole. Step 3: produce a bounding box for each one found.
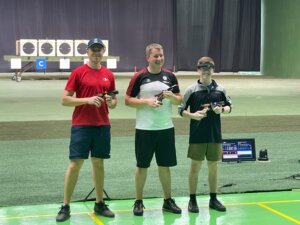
[188,208,199,213]
[162,208,182,214]
[133,212,143,216]
[209,205,226,212]
[56,215,70,222]
[94,211,115,218]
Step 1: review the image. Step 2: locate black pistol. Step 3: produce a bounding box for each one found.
[96,90,119,97]
[154,85,178,105]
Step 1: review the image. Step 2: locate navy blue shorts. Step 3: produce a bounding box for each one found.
[135,128,177,168]
[69,125,111,160]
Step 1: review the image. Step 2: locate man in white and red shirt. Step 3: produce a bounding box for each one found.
[125,43,182,216]
[56,38,117,222]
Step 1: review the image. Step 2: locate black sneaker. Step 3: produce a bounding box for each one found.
[188,199,199,213]
[209,199,226,212]
[56,204,70,222]
[133,199,145,216]
[162,198,182,214]
[94,201,115,218]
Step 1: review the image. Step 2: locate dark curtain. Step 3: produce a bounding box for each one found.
[107,0,176,71]
[0,0,176,72]
[177,0,261,72]
[0,0,112,71]
[0,0,260,72]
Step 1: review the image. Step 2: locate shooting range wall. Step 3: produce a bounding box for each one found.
[261,0,300,78]
[0,0,260,73]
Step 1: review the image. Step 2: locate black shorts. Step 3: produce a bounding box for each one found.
[69,125,111,160]
[135,128,177,168]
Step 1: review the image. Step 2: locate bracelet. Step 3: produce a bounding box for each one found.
[221,107,225,113]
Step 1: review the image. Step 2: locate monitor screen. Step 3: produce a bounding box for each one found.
[222,138,256,162]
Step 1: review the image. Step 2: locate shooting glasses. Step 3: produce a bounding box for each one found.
[197,62,215,70]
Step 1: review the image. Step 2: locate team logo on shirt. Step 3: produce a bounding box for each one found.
[103,78,108,81]
[162,76,171,84]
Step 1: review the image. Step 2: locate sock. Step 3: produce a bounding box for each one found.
[63,204,70,208]
[210,192,217,200]
[190,194,196,201]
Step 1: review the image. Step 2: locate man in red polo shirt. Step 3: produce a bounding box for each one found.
[56,38,117,222]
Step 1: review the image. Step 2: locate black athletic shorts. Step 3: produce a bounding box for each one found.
[69,125,111,160]
[135,128,177,168]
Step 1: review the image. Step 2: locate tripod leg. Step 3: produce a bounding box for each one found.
[83,187,95,201]
[103,189,111,200]
[82,188,111,202]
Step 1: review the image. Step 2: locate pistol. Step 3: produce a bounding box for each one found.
[201,101,225,110]
[96,90,119,98]
[154,85,178,104]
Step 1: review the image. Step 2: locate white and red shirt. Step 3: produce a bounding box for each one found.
[126,68,180,130]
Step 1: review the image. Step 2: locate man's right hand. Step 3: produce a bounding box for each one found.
[146,99,162,108]
[87,96,104,107]
[190,109,208,121]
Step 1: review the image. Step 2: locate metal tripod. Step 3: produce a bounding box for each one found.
[83,187,110,202]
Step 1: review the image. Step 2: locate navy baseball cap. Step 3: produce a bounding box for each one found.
[87,38,105,48]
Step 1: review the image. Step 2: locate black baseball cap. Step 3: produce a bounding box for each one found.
[87,38,105,48]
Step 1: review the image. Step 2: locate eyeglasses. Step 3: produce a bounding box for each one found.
[197,62,215,70]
